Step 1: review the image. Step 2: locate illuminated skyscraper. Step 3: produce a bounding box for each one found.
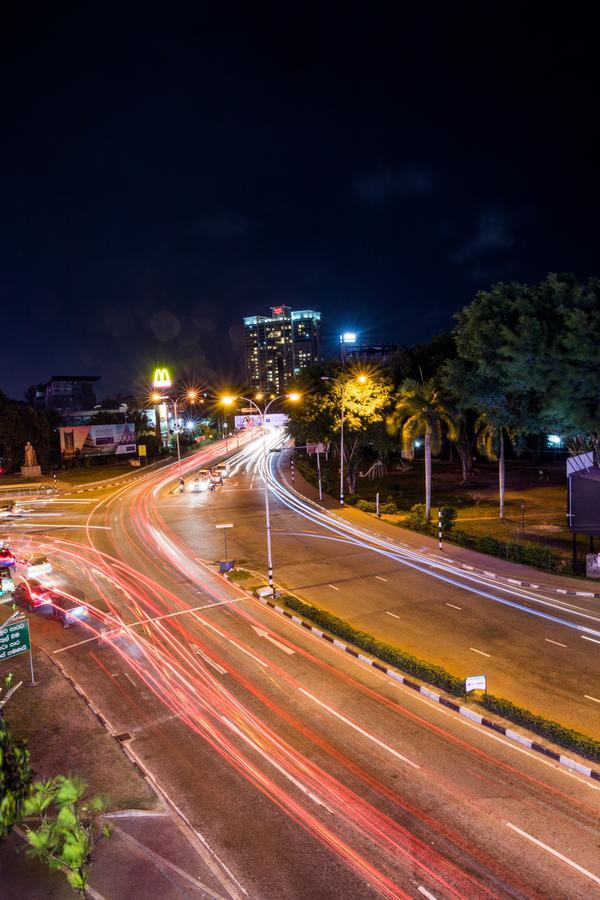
[243,306,322,393]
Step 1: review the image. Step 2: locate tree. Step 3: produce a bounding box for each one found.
[387,379,457,518]
[286,367,393,495]
[0,715,32,839]
[474,403,514,519]
[0,393,54,473]
[22,775,109,894]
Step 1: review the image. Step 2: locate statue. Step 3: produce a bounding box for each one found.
[24,442,38,467]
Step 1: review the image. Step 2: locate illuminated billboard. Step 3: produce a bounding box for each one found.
[59,424,137,459]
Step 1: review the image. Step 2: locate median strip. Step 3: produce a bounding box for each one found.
[249,589,600,773]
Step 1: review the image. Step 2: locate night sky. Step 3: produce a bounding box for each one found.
[3,4,599,400]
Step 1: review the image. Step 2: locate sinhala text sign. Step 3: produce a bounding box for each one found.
[0,619,31,662]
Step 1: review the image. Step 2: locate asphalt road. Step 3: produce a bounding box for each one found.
[2,435,600,899]
[154,439,600,737]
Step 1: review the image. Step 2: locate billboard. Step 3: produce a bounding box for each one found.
[234,414,288,430]
[59,424,137,459]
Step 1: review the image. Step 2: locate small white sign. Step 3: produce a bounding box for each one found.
[465,675,487,692]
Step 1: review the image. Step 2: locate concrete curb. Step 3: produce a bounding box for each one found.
[254,594,600,782]
[47,653,246,899]
[278,458,600,600]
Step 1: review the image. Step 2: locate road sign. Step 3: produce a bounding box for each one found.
[240,407,256,413]
[465,674,487,692]
[0,618,30,662]
[138,444,147,457]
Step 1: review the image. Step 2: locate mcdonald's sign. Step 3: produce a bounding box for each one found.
[153,367,172,389]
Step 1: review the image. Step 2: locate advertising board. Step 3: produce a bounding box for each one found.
[59,424,137,459]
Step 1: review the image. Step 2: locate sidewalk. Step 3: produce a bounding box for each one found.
[0,651,232,899]
[285,460,600,599]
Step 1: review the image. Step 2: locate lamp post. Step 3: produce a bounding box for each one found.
[151,389,198,478]
[222,391,300,592]
[321,374,367,507]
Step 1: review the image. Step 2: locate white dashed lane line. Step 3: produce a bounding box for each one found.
[385,611,401,619]
[375,575,388,582]
[446,603,462,610]
[470,647,491,657]
[581,635,600,645]
[506,822,600,887]
[545,638,567,648]
[584,694,600,703]
[327,584,340,591]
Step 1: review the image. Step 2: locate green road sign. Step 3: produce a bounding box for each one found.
[0,619,31,662]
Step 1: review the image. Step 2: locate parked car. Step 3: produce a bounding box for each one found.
[24,556,52,578]
[51,589,88,628]
[13,578,55,610]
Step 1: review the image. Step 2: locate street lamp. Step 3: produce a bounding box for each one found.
[151,388,198,477]
[221,391,300,592]
[321,374,367,507]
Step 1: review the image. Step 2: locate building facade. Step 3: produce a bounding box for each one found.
[243,306,321,392]
[34,376,100,412]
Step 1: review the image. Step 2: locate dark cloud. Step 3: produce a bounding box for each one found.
[451,209,515,264]
[353,166,434,204]
[191,211,257,238]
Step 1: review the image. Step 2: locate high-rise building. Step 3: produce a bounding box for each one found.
[35,375,100,412]
[243,306,321,392]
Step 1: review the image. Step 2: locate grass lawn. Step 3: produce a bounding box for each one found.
[299,454,589,565]
[3,651,157,811]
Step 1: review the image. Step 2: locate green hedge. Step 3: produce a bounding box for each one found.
[281,595,600,762]
[481,694,600,761]
[283,595,465,695]
[449,529,569,573]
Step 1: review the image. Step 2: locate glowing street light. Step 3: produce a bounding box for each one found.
[220,391,300,592]
[321,373,368,507]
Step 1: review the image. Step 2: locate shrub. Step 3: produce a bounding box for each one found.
[439,506,458,535]
[404,503,431,533]
[481,694,600,761]
[280,595,600,762]
[356,499,377,512]
[283,595,465,695]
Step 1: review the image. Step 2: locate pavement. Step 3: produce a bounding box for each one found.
[1,433,599,897]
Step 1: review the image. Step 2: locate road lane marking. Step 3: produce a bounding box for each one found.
[385,611,401,619]
[545,638,567,648]
[227,639,268,667]
[446,603,462,610]
[470,647,490,657]
[418,887,438,900]
[581,635,600,644]
[375,575,388,582]
[194,647,228,675]
[223,716,332,812]
[299,688,420,769]
[250,625,295,655]
[327,584,340,591]
[506,822,600,886]
[584,694,600,703]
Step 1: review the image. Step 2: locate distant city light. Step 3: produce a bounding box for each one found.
[340,332,357,344]
[185,420,195,431]
[414,440,422,447]
[547,434,563,447]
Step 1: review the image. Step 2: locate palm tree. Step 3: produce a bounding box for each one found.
[387,379,457,518]
[475,409,512,519]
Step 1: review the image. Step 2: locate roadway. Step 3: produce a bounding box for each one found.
[1,435,599,898]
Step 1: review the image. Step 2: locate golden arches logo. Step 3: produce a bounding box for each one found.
[152,367,172,389]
